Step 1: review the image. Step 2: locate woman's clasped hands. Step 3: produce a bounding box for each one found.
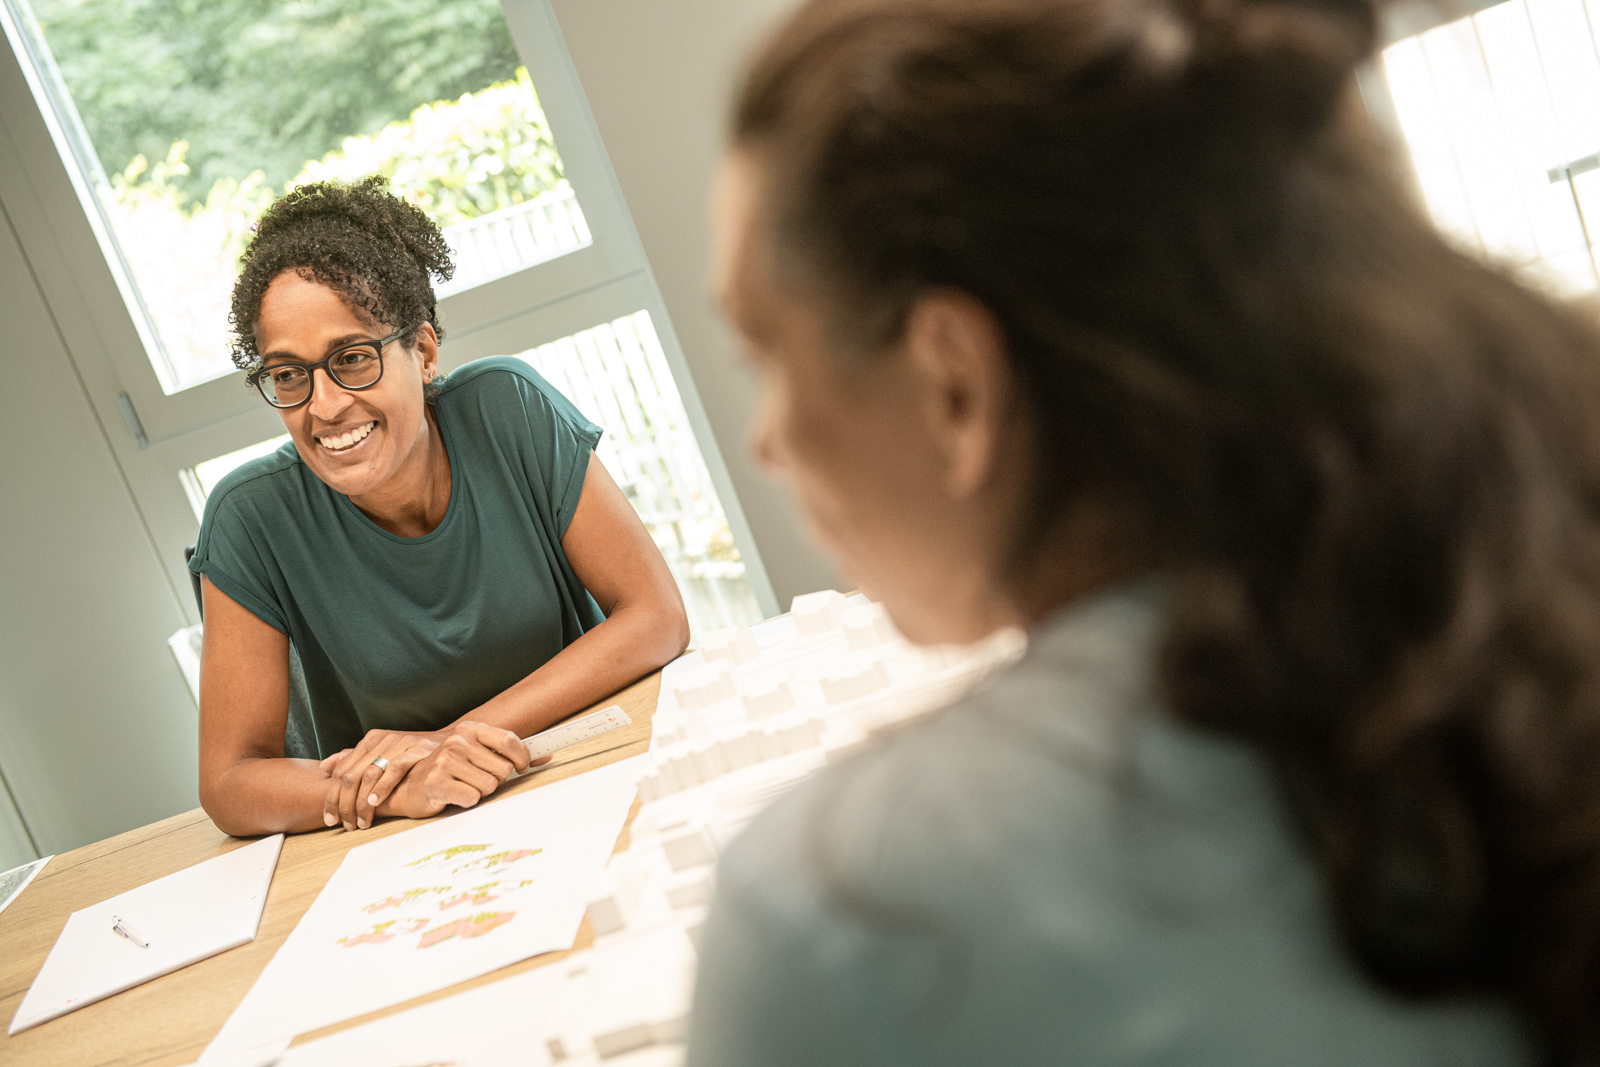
[319,720,552,831]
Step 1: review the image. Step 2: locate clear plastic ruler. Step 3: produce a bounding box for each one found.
[521,704,633,762]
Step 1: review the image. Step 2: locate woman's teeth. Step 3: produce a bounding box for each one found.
[318,421,376,452]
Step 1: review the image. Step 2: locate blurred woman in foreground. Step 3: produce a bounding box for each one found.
[688,0,1600,1061]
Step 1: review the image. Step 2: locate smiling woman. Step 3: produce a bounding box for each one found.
[188,178,690,838]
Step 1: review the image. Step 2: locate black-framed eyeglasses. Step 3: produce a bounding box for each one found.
[251,329,405,409]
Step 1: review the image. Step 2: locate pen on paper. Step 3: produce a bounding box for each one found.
[111,915,149,948]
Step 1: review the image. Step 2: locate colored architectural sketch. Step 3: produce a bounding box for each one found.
[204,755,644,1059]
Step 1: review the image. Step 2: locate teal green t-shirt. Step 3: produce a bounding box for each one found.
[189,356,607,757]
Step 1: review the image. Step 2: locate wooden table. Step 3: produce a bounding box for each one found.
[0,671,661,1067]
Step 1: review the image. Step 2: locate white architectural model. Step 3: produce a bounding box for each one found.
[554,593,1022,1065]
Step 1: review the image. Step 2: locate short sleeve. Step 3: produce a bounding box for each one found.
[517,368,601,536]
[188,468,292,634]
[451,358,603,537]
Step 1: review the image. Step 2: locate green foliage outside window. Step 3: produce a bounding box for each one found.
[33,0,526,201]
[30,0,570,385]
[96,69,567,386]
[295,68,565,227]
[104,69,565,272]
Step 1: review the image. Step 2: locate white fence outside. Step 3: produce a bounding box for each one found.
[437,182,593,297]
[513,311,764,640]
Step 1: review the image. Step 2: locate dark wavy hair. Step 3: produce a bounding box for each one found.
[229,176,454,399]
[736,0,1600,1057]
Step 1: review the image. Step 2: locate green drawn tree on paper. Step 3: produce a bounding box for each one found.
[470,848,542,871]
[439,878,534,910]
[363,886,450,915]
[405,844,490,868]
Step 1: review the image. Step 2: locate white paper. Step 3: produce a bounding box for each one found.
[9,834,283,1035]
[204,756,644,1060]
[174,1038,293,1067]
[273,965,566,1067]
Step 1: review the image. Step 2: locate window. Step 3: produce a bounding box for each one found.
[1,0,776,645]
[180,434,290,523]
[510,312,764,635]
[1379,0,1600,296]
[12,0,588,394]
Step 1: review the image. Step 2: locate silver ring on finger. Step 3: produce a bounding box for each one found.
[371,757,390,771]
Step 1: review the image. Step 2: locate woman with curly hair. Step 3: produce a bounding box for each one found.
[190,177,688,838]
[687,0,1600,1061]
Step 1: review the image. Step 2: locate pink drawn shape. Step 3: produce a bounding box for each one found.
[417,911,516,948]
[494,850,536,865]
[339,929,396,947]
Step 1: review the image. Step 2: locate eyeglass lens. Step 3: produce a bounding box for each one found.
[261,345,384,407]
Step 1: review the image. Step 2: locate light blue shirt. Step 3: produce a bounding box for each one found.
[686,579,1529,1065]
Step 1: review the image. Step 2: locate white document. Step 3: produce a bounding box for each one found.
[9,834,283,1035]
[174,1039,293,1067]
[272,965,567,1067]
[203,756,645,1060]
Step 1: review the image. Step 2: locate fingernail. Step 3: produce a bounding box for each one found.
[368,793,378,806]
[357,818,368,829]
[324,812,337,827]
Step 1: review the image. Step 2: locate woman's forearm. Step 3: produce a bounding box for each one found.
[201,756,333,837]
[464,601,689,738]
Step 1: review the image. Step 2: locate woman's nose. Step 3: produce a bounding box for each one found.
[305,368,356,421]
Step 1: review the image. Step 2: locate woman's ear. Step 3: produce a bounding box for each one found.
[902,291,1013,499]
[412,322,441,382]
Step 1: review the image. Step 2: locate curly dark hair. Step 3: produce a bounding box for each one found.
[229,176,454,398]
[741,0,1600,1058]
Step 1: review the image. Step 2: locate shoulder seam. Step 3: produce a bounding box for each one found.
[439,355,541,392]
[205,453,302,516]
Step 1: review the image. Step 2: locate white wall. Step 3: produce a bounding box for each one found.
[0,197,200,856]
[547,0,841,606]
[0,770,37,871]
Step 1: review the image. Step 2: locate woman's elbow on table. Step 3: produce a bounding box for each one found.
[198,767,262,839]
[610,587,691,679]
[198,744,329,838]
[656,594,692,665]
[202,802,261,840]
